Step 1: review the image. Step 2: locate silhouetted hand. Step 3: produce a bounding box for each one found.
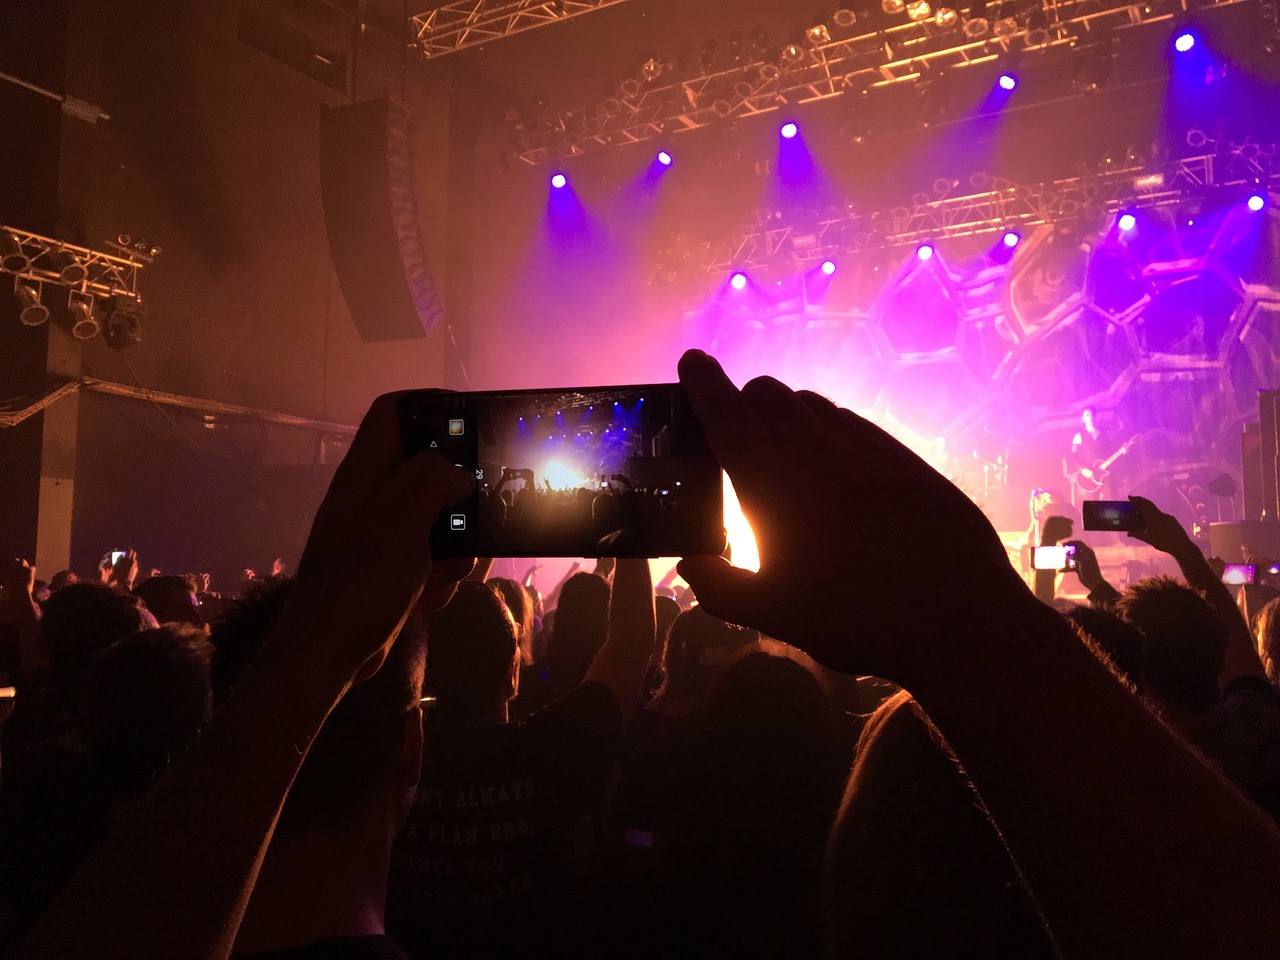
[1065,540,1106,592]
[271,558,287,577]
[1127,495,1191,558]
[675,350,1027,682]
[1,557,35,599]
[1207,556,1226,579]
[110,550,138,591]
[281,392,476,680]
[1041,514,1073,547]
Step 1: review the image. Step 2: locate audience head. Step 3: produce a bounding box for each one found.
[210,578,426,836]
[80,625,214,800]
[424,581,520,715]
[1064,605,1144,687]
[1253,595,1280,689]
[49,570,78,592]
[546,572,610,666]
[488,577,534,666]
[32,580,51,604]
[134,575,203,628]
[1118,576,1227,715]
[42,583,154,703]
[658,605,759,708]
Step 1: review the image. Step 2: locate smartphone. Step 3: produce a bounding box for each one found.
[0,687,15,699]
[1033,544,1077,571]
[1222,563,1256,586]
[109,550,127,566]
[397,384,725,558]
[1082,500,1143,532]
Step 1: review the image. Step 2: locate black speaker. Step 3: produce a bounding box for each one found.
[319,97,445,342]
[1243,420,1263,522]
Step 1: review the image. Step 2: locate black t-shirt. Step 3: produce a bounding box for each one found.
[387,682,622,959]
[233,935,409,960]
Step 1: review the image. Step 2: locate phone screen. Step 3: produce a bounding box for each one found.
[1222,563,1256,586]
[1033,545,1074,571]
[397,384,725,558]
[110,551,126,566]
[1082,500,1141,532]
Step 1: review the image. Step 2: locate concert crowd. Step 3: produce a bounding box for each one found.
[1,352,1279,959]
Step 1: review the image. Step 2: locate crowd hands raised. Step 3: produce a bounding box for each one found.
[0,349,1278,959]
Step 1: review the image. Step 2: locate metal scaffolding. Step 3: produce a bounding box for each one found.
[1,227,148,301]
[678,145,1278,275]
[412,0,632,59]
[510,0,1253,165]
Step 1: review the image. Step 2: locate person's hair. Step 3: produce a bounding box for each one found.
[41,583,151,701]
[209,578,425,833]
[658,605,759,704]
[425,581,520,710]
[488,577,534,666]
[80,625,214,799]
[545,572,610,667]
[133,575,202,627]
[1063,605,1143,687]
[1117,576,1228,715]
[49,570,78,592]
[1254,595,1280,689]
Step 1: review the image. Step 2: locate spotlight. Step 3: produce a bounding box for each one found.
[1002,230,1021,248]
[1174,31,1196,53]
[1,232,29,273]
[998,73,1017,91]
[68,294,100,340]
[103,295,142,350]
[657,150,673,166]
[52,250,87,284]
[881,0,905,13]
[14,283,49,326]
[833,8,858,27]
[905,0,932,21]
[730,271,748,290]
[641,57,663,81]
[916,243,935,261]
[806,24,831,46]
[963,16,990,38]
[1117,212,1137,232]
[550,172,567,189]
[820,259,837,275]
[780,121,799,139]
[934,7,959,29]
[1248,193,1266,212]
[781,42,806,64]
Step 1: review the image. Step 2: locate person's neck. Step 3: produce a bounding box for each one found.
[233,817,391,953]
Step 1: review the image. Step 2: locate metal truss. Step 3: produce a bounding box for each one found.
[693,146,1279,274]
[412,0,632,59]
[1,226,148,301]
[512,0,1251,165]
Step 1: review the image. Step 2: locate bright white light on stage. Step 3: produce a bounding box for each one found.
[998,73,1017,91]
[1002,231,1021,248]
[916,243,935,261]
[780,121,799,139]
[1117,212,1136,232]
[723,474,760,573]
[542,459,588,491]
[657,150,673,166]
[1248,194,1266,212]
[730,271,748,290]
[821,259,837,275]
[1174,31,1196,53]
[550,172,567,189]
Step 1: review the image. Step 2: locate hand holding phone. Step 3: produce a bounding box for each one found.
[1033,544,1078,572]
[1082,501,1143,532]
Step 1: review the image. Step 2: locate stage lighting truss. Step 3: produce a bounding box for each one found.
[509,0,1251,165]
[1,226,147,303]
[411,0,633,59]
[688,145,1279,276]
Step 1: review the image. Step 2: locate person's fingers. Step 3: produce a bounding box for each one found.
[676,556,770,630]
[678,350,771,482]
[741,376,826,449]
[376,453,476,544]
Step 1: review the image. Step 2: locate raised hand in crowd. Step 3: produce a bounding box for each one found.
[108,550,138,592]
[674,349,1280,959]
[0,557,46,678]
[18,392,475,960]
[1064,539,1120,608]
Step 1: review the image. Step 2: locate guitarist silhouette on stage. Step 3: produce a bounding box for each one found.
[1065,407,1141,506]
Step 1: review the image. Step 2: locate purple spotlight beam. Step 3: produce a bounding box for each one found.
[1248,193,1266,212]
[730,271,748,291]
[916,243,935,262]
[550,172,567,189]
[780,121,799,139]
[998,73,1017,91]
[1174,31,1196,53]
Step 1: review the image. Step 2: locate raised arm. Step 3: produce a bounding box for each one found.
[0,558,48,677]
[1127,496,1266,683]
[1065,540,1121,610]
[18,393,476,960]
[674,350,1280,960]
[583,557,655,718]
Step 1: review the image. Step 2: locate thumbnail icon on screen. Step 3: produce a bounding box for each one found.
[448,419,464,436]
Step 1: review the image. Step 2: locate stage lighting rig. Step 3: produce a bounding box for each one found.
[411,0,633,59]
[14,282,49,326]
[510,0,1254,165]
[0,227,150,310]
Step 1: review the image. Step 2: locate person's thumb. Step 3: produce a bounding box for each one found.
[677,556,766,629]
[379,453,476,539]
